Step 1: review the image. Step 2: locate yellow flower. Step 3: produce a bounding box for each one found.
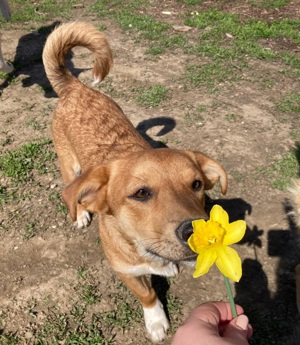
[188,205,246,282]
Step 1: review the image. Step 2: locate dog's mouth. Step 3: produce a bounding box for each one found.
[145,248,197,263]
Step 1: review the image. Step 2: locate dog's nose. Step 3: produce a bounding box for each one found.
[176,220,195,244]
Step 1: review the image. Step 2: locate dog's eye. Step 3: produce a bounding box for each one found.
[132,188,151,201]
[192,180,202,192]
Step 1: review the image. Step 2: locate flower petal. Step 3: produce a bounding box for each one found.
[210,205,229,229]
[215,246,242,282]
[192,218,207,233]
[193,249,217,278]
[188,235,199,254]
[223,220,246,246]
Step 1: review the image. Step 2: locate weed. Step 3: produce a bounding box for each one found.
[136,85,168,107]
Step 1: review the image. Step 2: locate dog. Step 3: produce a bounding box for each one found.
[42,22,228,342]
[0,0,14,73]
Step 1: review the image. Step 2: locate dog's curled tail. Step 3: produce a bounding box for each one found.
[42,21,113,97]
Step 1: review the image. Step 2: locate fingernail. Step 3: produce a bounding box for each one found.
[236,315,249,331]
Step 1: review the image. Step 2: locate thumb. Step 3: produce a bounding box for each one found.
[222,315,252,344]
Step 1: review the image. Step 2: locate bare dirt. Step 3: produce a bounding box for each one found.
[1,1,300,344]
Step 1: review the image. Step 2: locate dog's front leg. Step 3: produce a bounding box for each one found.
[118,272,169,343]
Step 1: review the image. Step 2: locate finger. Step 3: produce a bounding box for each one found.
[236,315,253,339]
[182,301,244,329]
[222,314,253,342]
[211,301,245,322]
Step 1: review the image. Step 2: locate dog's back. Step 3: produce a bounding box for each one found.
[43,22,149,184]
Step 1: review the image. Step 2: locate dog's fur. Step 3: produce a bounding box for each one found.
[43,22,228,342]
[0,0,13,73]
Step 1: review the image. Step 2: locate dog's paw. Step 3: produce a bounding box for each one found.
[75,210,91,229]
[144,300,169,343]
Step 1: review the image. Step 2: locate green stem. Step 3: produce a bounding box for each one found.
[224,275,237,318]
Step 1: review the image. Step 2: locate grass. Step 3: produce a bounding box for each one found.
[136,85,168,107]
[185,62,239,91]
[249,0,291,9]
[183,9,300,88]
[277,92,300,114]
[91,1,188,54]
[257,149,299,190]
[0,139,55,183]
[0,0,79,26]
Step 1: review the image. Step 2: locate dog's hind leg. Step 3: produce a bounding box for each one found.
[55,141,92,229]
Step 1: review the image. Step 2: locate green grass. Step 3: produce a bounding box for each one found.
[257,149,299,190]
[136,85,168,107]
[185,62,239,90]
[0,139,55,183]
[249,0,291,9]
[277,92,300,114]
[184,9,300,85]
[0,0,79,26]
[91,1,188,54]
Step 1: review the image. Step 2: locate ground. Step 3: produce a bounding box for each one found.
[1,1,300,344]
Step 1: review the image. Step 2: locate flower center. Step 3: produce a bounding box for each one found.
[194,220,225,248]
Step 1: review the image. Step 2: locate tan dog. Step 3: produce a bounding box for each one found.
[43,22,228,343]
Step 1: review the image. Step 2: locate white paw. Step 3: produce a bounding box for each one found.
[75,210,91,229]
[144,300,169,343]
[162,262,179,277]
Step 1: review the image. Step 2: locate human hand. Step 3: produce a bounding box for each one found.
[171,301,253,345]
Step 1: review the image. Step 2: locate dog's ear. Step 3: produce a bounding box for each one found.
[62,166,110,221]
[187,151,228,195]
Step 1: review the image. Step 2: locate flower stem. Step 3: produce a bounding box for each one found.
[224,275,237,318]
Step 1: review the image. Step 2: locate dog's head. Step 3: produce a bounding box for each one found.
[62,148,227,263]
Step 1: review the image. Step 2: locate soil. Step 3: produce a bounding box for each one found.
[1,1,300,344]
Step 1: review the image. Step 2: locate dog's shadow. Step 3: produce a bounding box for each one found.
[136,117,176,148]
[0,21,87,97]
